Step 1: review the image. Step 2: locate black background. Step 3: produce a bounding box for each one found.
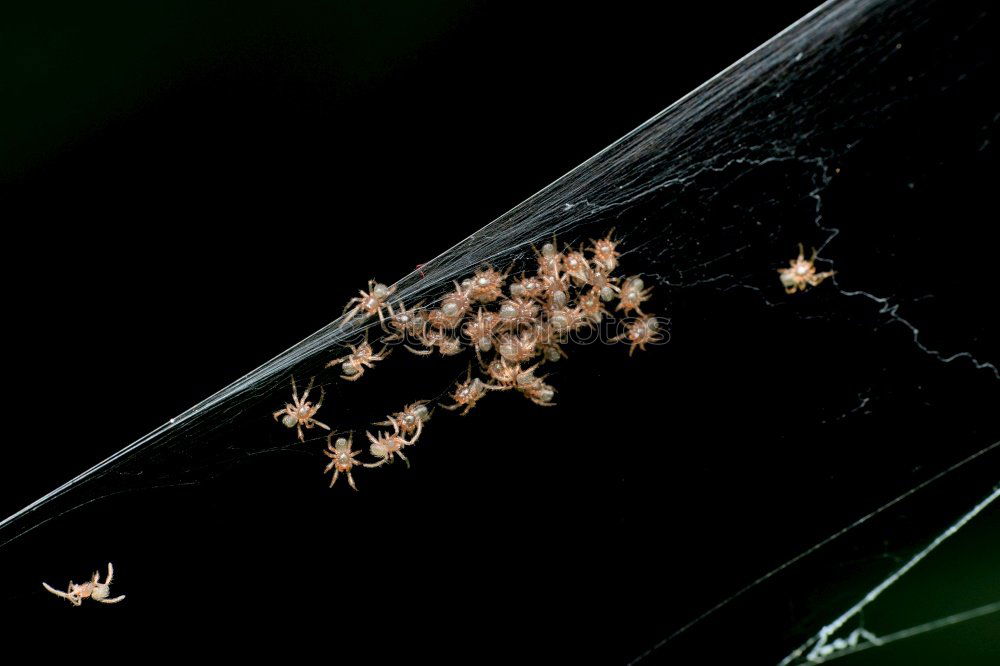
[2,1,998,663]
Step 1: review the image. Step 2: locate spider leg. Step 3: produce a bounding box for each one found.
[347,471,358,491]
[301,377,315,403]
[296,424,305,442]
[342,297,361,315]
[42,582,73,600]
[312,419,331,431]
[329,469,340,487]
[290,376,299,404]
[97,595,125,604]
[405,344,432,356]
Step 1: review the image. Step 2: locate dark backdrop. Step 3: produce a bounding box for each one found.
[2,2,997,664]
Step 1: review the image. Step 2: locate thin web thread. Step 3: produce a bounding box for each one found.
[627,440,1000,664]
[780,483,1000,665]
[809,600,1000,663]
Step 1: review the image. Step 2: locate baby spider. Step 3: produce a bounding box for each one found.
[463,307,501,363]
[273,376,330,442]
[435,280,473,327]
[588,228,621,272]
[343,279,396,324]
[615,276,653,316]
[381,300,427,343]
[497,297,540,330]
[324,433,362,491]
[411,327,463,357]
[562,245,591,285]
[42,562,125,606]
[778,243,836,293]
[520,381,556,407]
[440,364,490,415]
[483,358,542,391]
[508,273,546,300]
[495,326,541,364]
[327,334,391,381]
[612,314,664,355]
[375,400,431,436]
[533,237,564,277]
[467,264,509,303]
[364,417,422,468]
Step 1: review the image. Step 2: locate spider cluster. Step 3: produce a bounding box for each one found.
[274,229,666,490]
[322,400,431,490]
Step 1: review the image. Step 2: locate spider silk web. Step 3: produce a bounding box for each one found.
[3,0,998,661]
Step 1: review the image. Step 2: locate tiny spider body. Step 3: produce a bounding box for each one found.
[545,304,586,334]
[509,274,546,300]
[364,417,422,468]
[324,434,362,490]
[435,281,473,327]
[534,240,563,277]
[584,264,620,302]
[376,400,431,436]
[562,246,591,285]
[539,271,571,308]
[616,276,653,316]
[411,327,463,357]
[467,265,508,303]
[484,359,543,392]
[440,365,490,415]
[381,300,427,343]
[516,369,556,407]
[42,563,125,606]
[589,229,621,272]
[273,376,330,442]
[343,279,396,324]
[577,287,609,324]
[497,297,540,330]
[328,335,391,381]
[778,244,835,293]
[463,308,500,362]
[496,328,540,364]
[613,315,664,355]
